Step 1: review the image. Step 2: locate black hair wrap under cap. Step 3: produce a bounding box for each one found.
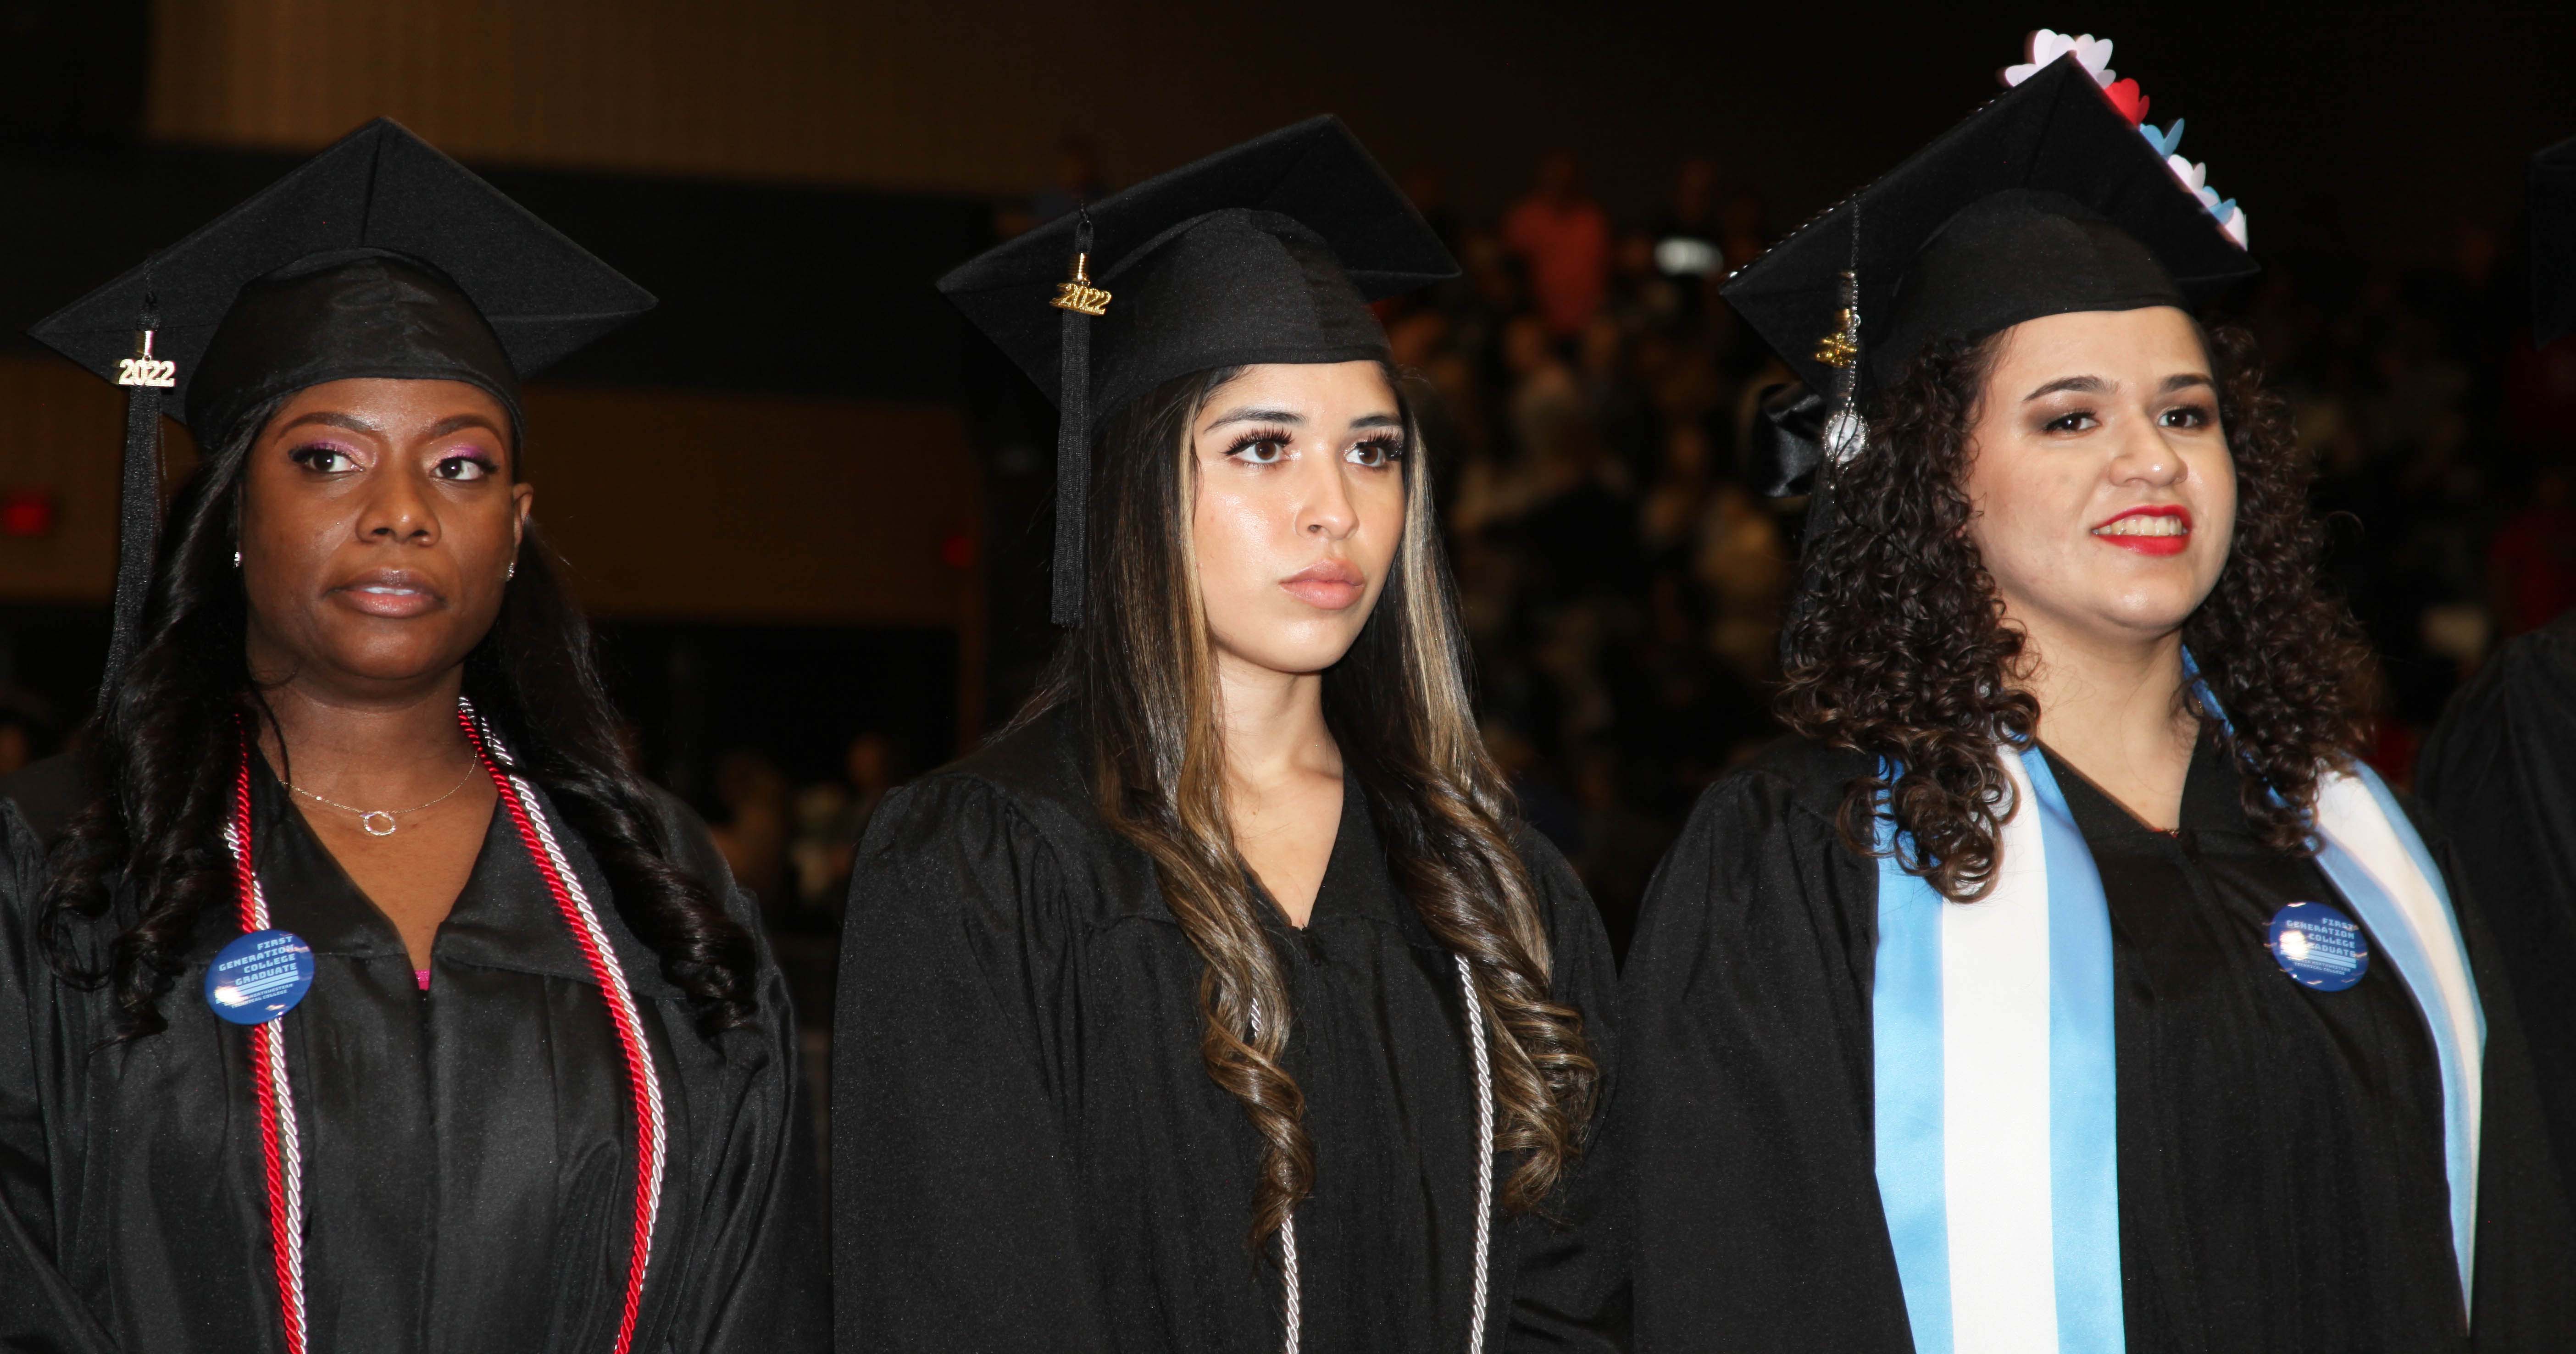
[2534,133,2576,348]
[26,117,653,706]
[1868,189,2186,389]
[188,249,522,448]
[937,115,1455,625]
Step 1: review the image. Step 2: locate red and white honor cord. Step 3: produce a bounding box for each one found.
[225,767,307,1354]
[223,702,666,1354]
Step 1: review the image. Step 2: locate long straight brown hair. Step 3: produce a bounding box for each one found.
[1016,362,1598,1245]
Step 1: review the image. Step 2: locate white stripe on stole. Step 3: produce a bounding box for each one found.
[2312,766,2485,1308]
[1939,750,2060,1350]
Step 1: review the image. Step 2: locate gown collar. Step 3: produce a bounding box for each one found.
[236,750,682,996]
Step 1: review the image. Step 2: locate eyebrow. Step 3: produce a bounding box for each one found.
[276,411,381,436]
[1203,406,1306,430]
[428,413,508,439]
[1202,406,1404,431]
[2022,372,2217,402]
[2021,375,2109,402]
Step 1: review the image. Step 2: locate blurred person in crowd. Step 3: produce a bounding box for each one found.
[1638,418,1715,563]
[0,123,819,1350]
[1451,314,1582,536]
[0,690,56,779]
[2487,458,2576,635]
[1653,158,1721,273]
[790,729,903,920]
[839,119,1620,1351]
[1622,46,2572,1350]
[1503,148,1611,338]
[1690,479,1788,680]
[708,747,794,920]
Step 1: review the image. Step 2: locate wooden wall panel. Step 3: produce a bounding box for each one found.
[0,356,977,629]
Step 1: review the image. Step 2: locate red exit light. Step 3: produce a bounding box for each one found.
[0,488,57,538]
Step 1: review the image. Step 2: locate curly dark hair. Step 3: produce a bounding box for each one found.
[1778,321,2372,899]
[39,398,761,1038]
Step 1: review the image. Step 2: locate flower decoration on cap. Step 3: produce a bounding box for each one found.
[2005,29,2115,87]
[2005,31,2245,250]
[2006,30,2148,124]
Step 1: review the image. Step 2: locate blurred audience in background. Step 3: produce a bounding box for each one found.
[739,145,2570,969]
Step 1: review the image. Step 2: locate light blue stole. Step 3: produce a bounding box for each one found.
[1870,716,2484,1354]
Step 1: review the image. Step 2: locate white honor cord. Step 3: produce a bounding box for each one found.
[1255,954,1496,1354]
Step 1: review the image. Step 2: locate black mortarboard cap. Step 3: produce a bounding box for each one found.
[1725,55,2255,408]
[27,118,654,703]
[2534,133,2576,348]
[938,115,1456,625]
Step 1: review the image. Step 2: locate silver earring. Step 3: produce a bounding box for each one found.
[233,550,242,568]
[506,561,516,580]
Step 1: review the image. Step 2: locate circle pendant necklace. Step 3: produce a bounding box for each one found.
[288,754,477,836]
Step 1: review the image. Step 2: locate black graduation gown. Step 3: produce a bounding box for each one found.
[0,752,826,1354]
[2420,608,2576,1231]
[830,709,1625,1352]
[1619,733,2576,1353]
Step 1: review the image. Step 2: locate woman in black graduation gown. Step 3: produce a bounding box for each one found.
[2417,135,2576,1234]
[833,118,1621,1352]
[1620,35,2576,1354]
[0,122,822,1352]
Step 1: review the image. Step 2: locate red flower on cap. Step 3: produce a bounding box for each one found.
[2103,77,2150,125]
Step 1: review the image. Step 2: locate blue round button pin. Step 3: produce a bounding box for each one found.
[2268,901,2369,992]
[204,929,315,1025]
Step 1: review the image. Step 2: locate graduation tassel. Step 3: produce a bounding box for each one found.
[103,303,174,713]
[1048,208,1111,627]
[1779,210,1864,672]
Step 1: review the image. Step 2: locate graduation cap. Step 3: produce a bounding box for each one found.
[27,118,655,704]
[938,115,1456,625]
[1724,52,2257,489]
[2535,133,2576,348]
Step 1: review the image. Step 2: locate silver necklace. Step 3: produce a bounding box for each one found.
[288,755,477,837]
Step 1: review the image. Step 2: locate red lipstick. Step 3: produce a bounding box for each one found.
[2089,505,2192,557]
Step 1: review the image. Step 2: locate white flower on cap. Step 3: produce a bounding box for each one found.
[2006,29,2115,87]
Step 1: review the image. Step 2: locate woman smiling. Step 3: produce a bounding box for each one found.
[1619,39,2576,1354]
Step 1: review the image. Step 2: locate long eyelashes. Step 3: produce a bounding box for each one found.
[1220,428,1409,466]
[1224,428,1294,463]
[288,442,361,472]
[1349,435,1408,467]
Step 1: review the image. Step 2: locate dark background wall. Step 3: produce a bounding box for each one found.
[100,0,2576,263]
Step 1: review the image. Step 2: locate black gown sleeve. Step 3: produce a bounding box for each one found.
[1502,832,1627,1352]
[1618,760,1915,1353]
[644,794,832,1352]
[2393,794,2576,1348]
[2417,618,2576,1238]
[0,800,116,1353]
[830,776,1116,1354]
